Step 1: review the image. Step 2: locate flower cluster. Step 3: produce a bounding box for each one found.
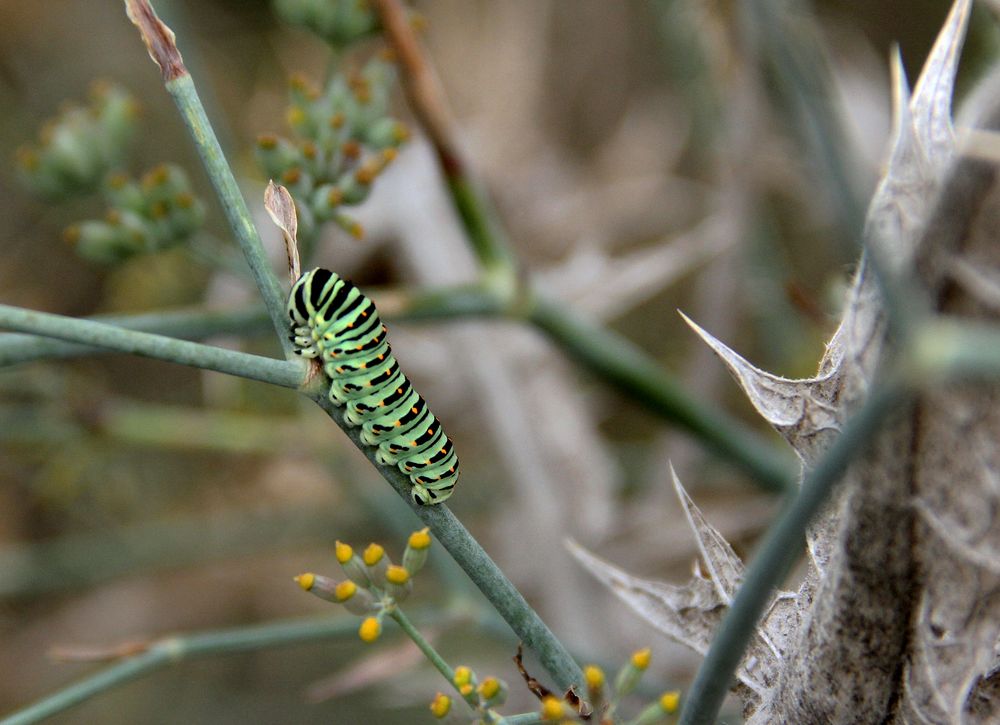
[255,60,408,242]
[16,81,138,200]
[540,649,681,724]
[295,527,431,642]
[17,81,208,265]
[64,165,205,264]
[272,0,379,48]
[428,666,509,721]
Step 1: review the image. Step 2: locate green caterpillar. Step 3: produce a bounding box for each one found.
[288,267,458,505]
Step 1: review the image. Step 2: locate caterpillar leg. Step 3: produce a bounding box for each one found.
[410,478,455,506]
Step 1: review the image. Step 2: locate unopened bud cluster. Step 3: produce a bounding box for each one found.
[17,81,208,265]
[295,528,431,643]
[16,81,138,200]
[256,59,408,240]
[575,649,681,724]
[63,165,205,264]
[272,0,379,48]
[428,665,508,720]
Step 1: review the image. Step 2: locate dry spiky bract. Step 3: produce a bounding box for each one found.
[572,1,1000,721]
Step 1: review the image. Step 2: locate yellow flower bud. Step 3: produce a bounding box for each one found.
[363,543,385,566]
[358,617,381,643]
[615,648,652,698]
[429,692,451,718]
[459,683,474,697]
[286,106,307,127]
[335,541,353,564]
[540,695,568,721]
[403,528,431,575]
[453,665,472,687]
[408,527,431,550]
[334,580,357,602]
[386,565,410,584]
[478,677,500,700]
[631,647,652,670]
[385,564,412,602]
[294,573,315,591]
[660,690,681,713]
[584,664,605,691]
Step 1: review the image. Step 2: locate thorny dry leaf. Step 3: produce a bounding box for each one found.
[572,1,1000,722]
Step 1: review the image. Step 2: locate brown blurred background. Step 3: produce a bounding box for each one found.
[0,1,994,723]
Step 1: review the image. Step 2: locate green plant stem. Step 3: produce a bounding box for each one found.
[370,0,515,277]
[186,233,255,278]
[0,306,270,367]
[678,380,908,725]
[504,714,544,725]
[742,0,866,256]
[303,385,584,694]
[445,175,516,278]
[526,295,795,492]
[377,282,797,494]
[0,611,435,725]
[387,283,509,323]
[0,305,301,389]
[387,608,456,683]
[387,607,484,712]
[94,400,334,454]
[0,505,348,600]
[913,319,1000,379]
[163,73,290,350]
[740,0,924,338]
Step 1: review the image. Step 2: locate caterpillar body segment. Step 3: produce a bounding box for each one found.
[288,267,459,505]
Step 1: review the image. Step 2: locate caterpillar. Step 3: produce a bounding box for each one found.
[287,267,458,505]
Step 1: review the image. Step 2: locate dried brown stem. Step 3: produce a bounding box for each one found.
[371,0,463,176]
[124,0,186,81]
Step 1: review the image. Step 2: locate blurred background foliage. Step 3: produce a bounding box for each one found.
[0,1,995,722]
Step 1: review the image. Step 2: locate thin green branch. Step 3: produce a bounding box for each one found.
[0,282,499,369]
[678,380,908,725]
[526,295,795,492]
[387,608,456,684]
[303,384,584,693]
[384,283,509,323]
[504,714,544,725]
[371,0,515,278]
[0,305,302,389]
[164,72,289,349]
[742,0,866,253]
[444,175,517,280]
[0,611,437,725]
[125,0,287,348]
[0,306,270,367]
[379,283,797,493]
[388,607,484,714]
[912,319,1000,380]
[0,505,347,600]
[741,0,924,338]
